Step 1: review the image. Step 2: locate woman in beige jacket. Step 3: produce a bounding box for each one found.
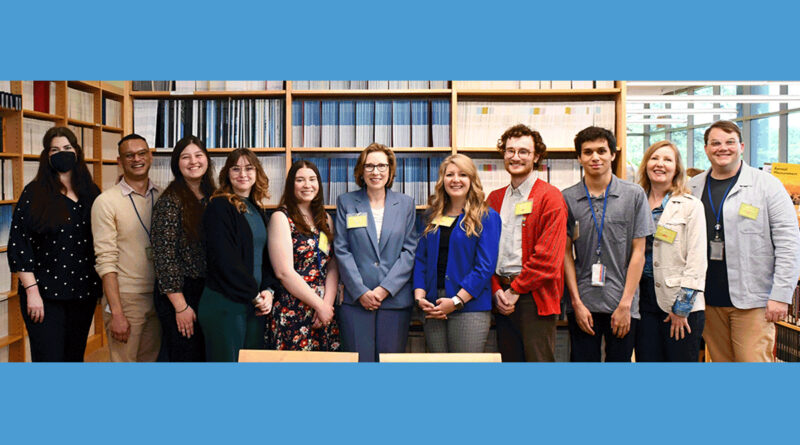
[635,140,707,362]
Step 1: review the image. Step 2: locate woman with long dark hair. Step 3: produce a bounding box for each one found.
[267,160,340,351]
[7,126,102,361]
[197,148,278,361]
[151,135,216,361]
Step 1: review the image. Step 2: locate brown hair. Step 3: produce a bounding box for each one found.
[636,140,690,197]
[354,143,396,189]
[279,160,333,241]
[496,124,547,168]
[704,120,742,145]
[211,148,270,213]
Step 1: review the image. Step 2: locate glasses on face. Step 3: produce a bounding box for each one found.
[123,150,150,161]
[364,163,389,172]
[503,148,532,158]
[708,139,740,149]
[230,165,256,175]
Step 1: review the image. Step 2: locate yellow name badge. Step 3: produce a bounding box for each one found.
[318,232,330,255]
[515,200,533,215]
[654,225,677,244]
[434,216,456,227]
[346,212,368,229]
[739,203,760,220]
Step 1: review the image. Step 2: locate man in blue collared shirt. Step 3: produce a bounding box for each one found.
[689,120,800,362]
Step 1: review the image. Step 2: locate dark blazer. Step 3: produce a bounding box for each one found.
[203,196,278,304]
[334,188,418,309]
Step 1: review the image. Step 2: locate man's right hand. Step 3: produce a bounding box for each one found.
[110,312,131,343]
[573,302,595,335]
[494,289,514,315]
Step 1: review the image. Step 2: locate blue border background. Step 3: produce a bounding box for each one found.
[4,1,800,443]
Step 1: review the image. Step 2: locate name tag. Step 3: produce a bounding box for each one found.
[739,203,759,220]
[318,232,330,255]
[346,212,368,229]
[515,200,533,215]
[654,226,677,244]
[434,216,456,227]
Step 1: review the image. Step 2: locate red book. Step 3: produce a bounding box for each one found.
[33,81,50,113]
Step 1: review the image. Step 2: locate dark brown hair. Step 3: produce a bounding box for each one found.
[496,124,547,168]
[703,120,742,145]
[279,160,333,241]
[162,135,217,241]
[212,148,270,213]
[354,143,396,189]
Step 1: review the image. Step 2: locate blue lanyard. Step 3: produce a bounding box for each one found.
[129,190,154,239]
[583,179,612,260]
[705,164,741,235]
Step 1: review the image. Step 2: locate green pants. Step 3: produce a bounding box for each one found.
[198,287,266,362]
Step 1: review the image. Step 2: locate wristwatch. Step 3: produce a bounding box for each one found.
[451,296,464,311]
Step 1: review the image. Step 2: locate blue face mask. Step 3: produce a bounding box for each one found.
[50,151,77,173]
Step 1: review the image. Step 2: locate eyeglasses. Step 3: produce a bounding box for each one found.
[364,163,389,172]
[708,139,740,148]
[230,166,256,175]
[123,149,150,161]
[503,148,532,158]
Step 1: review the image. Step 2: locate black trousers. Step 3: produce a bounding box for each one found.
[567,311,638,362]
[154,276,206,362]
[20,291,97,362]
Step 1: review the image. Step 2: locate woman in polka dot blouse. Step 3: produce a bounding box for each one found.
[7,126,103,361]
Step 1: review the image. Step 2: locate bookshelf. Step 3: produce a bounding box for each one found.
[0,80,125,362]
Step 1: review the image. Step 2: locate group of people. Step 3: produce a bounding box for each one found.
[8,119,800,363]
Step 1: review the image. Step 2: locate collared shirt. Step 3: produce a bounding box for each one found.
[119,176,159,198]
[562,175,655,318]
[496,173,536,276]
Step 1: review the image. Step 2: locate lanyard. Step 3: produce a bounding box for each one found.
[705,164,742,236]
[583,179,612,260]
[129,190,154,239]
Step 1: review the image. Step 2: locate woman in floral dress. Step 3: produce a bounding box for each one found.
[267,160,340,350]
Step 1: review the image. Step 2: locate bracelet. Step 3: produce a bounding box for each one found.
[176,303,190,314]
[24,283,38,290]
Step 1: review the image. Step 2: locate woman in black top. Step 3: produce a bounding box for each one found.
[7,126,102,361]
[151,135,216,361]
[198,148,278,362]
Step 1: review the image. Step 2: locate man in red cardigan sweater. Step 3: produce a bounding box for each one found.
[487,124,568,362]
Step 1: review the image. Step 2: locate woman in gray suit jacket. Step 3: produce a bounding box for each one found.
[333,143,418,362]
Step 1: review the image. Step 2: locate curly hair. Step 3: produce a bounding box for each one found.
[211,148,270,213]
[423,154,489,238]
[496,124,547,168]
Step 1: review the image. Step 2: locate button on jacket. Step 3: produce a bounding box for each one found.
[651,193,707,313]
[689,162,800,308]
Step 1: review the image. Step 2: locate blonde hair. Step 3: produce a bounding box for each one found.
[423,154,488,238]
[636,140,690,196]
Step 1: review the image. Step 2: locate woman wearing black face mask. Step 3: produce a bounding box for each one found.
[7,126,102,361]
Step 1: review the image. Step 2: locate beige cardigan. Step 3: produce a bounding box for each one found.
[652,193,707,313]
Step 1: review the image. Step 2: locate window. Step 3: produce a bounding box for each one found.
[750,116,780,168]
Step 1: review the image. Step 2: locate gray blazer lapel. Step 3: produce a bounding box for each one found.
[379,189,401,251]
[355,189,381,257]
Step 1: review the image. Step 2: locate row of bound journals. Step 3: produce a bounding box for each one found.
[293,99,450,148]
[19,118,121,159]
[130,81,449,92]
[133,99,285,150]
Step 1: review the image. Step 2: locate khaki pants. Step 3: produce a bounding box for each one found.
[704,305,775,362]
[102,292,161,362]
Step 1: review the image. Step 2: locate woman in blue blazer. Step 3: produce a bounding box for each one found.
[333,143,418,362]
[413,154,501,352]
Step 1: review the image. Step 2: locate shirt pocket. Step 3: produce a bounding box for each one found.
[659,217,687,245]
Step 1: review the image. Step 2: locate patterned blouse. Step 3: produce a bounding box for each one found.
[151,189,207,295]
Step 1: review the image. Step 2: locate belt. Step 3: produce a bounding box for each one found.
[497,274,519,286]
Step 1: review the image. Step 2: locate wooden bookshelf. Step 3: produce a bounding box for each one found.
[0,80,124,361]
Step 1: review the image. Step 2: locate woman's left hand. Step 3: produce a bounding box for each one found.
[429,298,455,320]
[254,290,274,316]
[663,312,691,340]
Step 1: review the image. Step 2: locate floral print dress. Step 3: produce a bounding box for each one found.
[268,209,340,351]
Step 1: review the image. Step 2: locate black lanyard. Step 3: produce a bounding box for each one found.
[129,190,154,239]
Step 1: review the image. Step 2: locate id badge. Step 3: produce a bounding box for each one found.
[591,263,605,287]
[654,226,677,244]
[515,200,533,215]
[434,216,456,227]
[346,212,368,229]
[709,239,724,261]
[145,246,153,261]
[318,232,330,255]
